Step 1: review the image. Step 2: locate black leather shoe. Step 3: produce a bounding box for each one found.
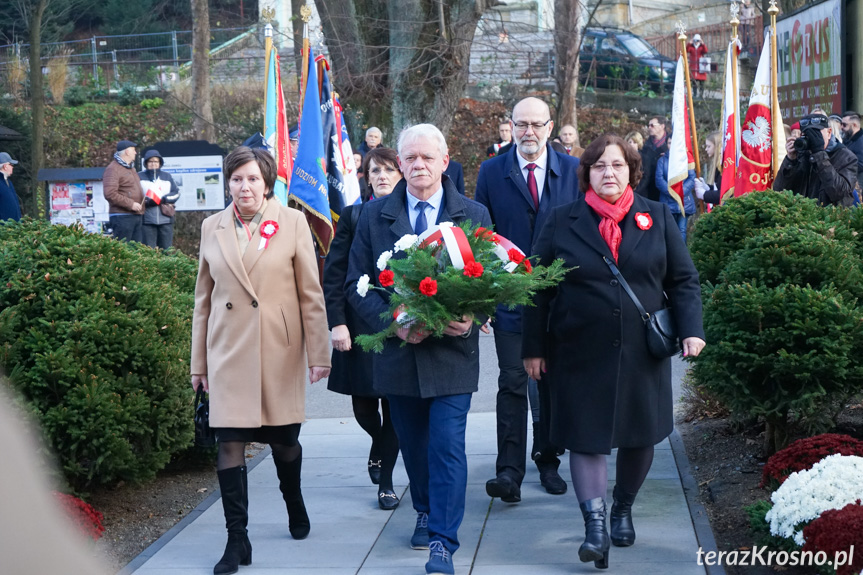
[368,459,382,485]
[377,488,400,510]
[537,463,568,495]
[485,475,521,503]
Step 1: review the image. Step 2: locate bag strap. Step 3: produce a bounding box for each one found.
[350,202,363,231]
[602,256,650,322]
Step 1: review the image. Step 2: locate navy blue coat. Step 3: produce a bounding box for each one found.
[523,195,704,453]
[475,143,580,332]
[443,160,466,195]
[346,176,492,398]
[0,175,21,221]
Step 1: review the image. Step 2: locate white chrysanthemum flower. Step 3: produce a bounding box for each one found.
[765,454,863,546]
[438,221,454,227]
[377,250,393,271]
[394,234,419,253]
[356,274,370,297]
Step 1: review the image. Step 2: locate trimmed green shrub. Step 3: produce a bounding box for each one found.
[689,190,826,285]
[0,219,198,491]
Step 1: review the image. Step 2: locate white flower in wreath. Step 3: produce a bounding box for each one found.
[377,250,393,271]
[394,234,419,253]
[438,221,454,228]
[356,274,370,297]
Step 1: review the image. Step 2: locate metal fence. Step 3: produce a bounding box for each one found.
[0,26,263,94]
[644,15,764,61]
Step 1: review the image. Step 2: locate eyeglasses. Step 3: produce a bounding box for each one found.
[647,122,660,128]
[799,116,829,129]
[513,119,551,132]
[590,162,628,173]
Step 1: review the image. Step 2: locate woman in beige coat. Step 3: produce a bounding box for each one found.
[191,146,331,575]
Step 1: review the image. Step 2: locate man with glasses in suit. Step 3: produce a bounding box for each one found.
[775,113,857,207]
[476,97,580,506]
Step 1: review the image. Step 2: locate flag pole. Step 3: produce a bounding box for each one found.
[298,3,312,120]
[678,24,701,178]
[263,23,273,137]
[730,4,740,170]
[768,0,785,178]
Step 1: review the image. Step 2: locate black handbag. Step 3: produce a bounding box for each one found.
[602,256,681,359]
[194,386,216,447]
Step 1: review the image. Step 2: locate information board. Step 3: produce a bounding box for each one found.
[49,181,109,234]
[160,155,226,212]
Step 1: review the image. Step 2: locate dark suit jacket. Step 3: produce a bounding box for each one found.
[475,143,581,332]
[523,196,703,453]
[346,177,492,398]
[444,160,466,195]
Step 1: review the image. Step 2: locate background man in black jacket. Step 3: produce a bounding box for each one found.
[636,117,668,201]
[774,113,857,207]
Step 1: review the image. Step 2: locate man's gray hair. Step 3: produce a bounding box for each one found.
[366,126,382,137]
[397,124,448,158]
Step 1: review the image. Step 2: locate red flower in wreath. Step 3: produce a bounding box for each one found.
[634,212,652,230]
[419,277,437,296]
[523,259,533,274]
[463,261,484,278]
[379,270,395,287]
[507,248,525,264]
[474,227,501,244]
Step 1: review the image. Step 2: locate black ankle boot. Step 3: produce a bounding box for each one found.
[274,448,310,539]
[578,497,609,569]
[214,466,252,575]
[610,485,637,547]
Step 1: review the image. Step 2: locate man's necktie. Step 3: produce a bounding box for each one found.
[414,201,430,235]
[526,163,539,210]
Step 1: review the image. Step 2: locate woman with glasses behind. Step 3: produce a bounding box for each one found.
[323,147,403,510]
[523,134,705,569]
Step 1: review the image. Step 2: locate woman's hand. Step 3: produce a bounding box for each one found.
[309,366,331,384]
[191,374,209,393]
[682,337,706,358]
[331,324,352,352]
[524,357,546,381]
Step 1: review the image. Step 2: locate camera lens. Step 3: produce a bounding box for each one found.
[794,137,809,152]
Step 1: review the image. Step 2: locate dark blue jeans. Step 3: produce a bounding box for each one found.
[672,213,689,243]
[387,392,471,553]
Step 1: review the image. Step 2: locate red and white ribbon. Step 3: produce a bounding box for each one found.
[258,220,279,250]
[417,223,525,272]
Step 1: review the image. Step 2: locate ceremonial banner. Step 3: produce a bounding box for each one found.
[318,57,361,222]
[264,48,293,204]
[667,55,693,213]
[719,39,740,202]
[736,31,776,195]
[289,43,333,254]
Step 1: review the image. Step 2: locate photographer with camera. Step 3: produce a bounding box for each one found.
[773,113,857,207]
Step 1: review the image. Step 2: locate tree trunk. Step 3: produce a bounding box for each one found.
[28,0,49,217]
[764,411,789,456]
[554,0,581,146]
[191,0,215,142]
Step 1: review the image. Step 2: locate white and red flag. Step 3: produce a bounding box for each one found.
[667,54,694,213]
[736,29,785,196]
[719,39,740,203]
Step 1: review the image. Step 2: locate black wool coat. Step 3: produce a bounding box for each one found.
[346,177,492,398]
[323,202,378,397]
[522,195,704,454]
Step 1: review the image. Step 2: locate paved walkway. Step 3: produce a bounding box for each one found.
[125,340,720,575]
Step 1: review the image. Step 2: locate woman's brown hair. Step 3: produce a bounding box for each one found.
[576,134,643,193]
[224,146,277,199]
[361,147,401,202]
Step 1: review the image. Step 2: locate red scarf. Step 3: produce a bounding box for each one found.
[584,185,634,262]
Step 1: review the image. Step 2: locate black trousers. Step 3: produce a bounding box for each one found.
[493,329,560,484]
[109,214,143,243]
[143,223,174,249]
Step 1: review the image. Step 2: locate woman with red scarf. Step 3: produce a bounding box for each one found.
[522,135,705,569]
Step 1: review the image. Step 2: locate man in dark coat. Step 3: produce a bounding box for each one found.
[347,124,492,575]
[637,117,668,201]
[774,113,857,207]
[841,111,863,177]
[475,97,580,504]
[443,160,465,195]
[0,152,22,221]
[486,122,513,157]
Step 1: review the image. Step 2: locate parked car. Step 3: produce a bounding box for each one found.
[579,28,676,92]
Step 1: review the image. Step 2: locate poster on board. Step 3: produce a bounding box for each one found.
[49,181,109,234]
[775,0,842,121]
[160,155,226,212]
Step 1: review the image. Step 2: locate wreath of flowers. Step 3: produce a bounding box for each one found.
[354,221,570,353]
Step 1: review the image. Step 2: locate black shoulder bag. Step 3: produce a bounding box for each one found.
[602,256,680,359]
[194,386,216,447]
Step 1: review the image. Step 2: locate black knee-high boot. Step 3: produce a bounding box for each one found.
[578,497,609,569]
[610,485,637,546]
[214,466,252,575]
[274,448,310,539]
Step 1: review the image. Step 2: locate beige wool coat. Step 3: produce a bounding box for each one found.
[191,200,331,428]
